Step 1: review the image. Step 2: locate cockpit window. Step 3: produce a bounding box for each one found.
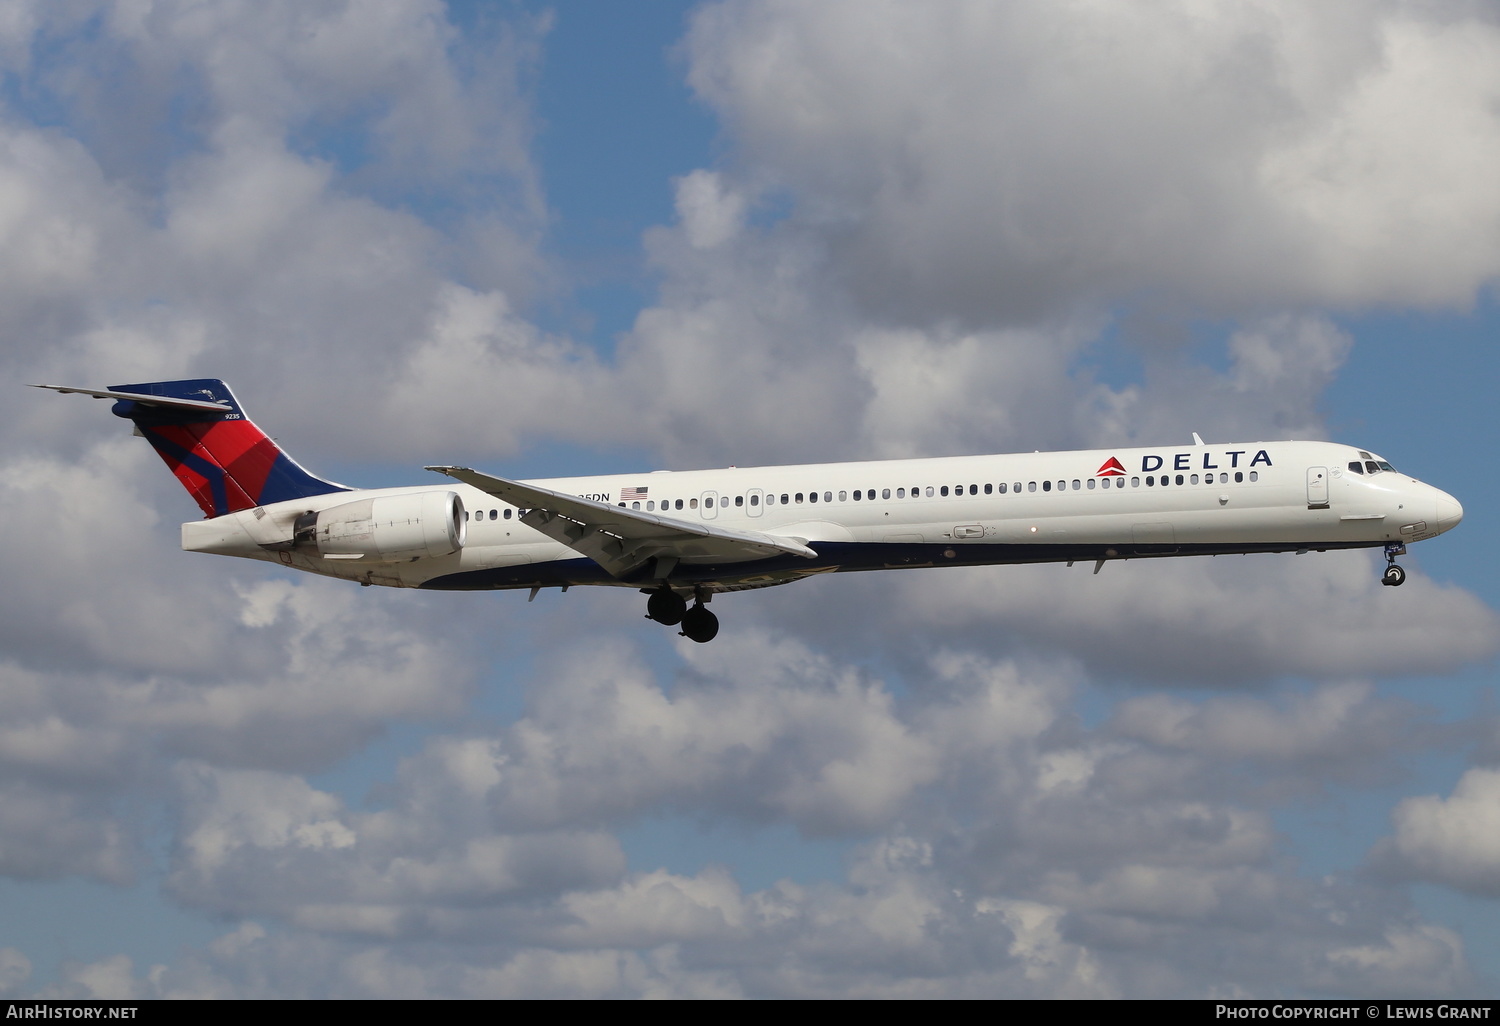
[1348,462,1364,475]
[1377,461,1395,472]
[1365,461,1380,475]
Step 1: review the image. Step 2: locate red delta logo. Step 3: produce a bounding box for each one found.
[1096,457,1127,477]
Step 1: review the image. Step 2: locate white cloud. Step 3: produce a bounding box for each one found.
[684,0,1500,320]
[885,548,1499,683]
[1385,768,1500,896]
[383,633,944,836]
[1321,924,1470,996]
[0,947,31,996]
[675,170,748,251]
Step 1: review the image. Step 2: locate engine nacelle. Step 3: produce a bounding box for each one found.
[299,491,466,562]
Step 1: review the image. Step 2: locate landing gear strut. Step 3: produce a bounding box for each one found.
[1382,542,1407,587]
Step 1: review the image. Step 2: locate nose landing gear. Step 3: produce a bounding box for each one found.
[1382,543,1407,587]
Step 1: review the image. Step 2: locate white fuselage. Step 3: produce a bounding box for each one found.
[182,439,1462,593]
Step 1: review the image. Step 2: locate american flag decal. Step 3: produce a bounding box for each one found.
[621,486,648,500]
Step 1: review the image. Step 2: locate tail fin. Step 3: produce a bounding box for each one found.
[106,378,348,518]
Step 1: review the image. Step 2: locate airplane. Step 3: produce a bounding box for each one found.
[35,378,1463,643]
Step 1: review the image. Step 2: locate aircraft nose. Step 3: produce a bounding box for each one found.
[1436,492,1463,532]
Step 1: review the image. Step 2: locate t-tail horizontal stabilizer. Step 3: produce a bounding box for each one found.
[35,379,348,518]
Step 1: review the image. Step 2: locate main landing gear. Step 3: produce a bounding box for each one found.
[1382,542,1407,587]
[645,587,720,643]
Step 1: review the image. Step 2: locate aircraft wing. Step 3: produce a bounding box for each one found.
[425,465,819,580]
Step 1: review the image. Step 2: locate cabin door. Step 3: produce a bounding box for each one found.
[1306,467,1330,509]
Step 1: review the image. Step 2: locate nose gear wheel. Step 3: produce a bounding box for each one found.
[1382,542,1406,587]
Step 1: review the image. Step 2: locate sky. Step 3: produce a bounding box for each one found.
[1,0,1499,998]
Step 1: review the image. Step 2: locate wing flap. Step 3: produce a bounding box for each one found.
[425,465,818,578]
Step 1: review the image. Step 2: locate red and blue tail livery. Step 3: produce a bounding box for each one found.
[40,378,346,517]
[35,378,1461,643]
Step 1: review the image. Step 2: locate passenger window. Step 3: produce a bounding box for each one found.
[853,490,861,501]
[676,499,684,510]
[809,491,818,503]
[647,501,655,511]
[796,493,804,503]
[839,490,847,501]
[1174,475,1183,485]
[828,493,834,502]
[998,483,1007,494]
[1234,473,1243,483]
[632,502,640,510]
[1190,474,1199,485]
[705,497,713,508]
[751,494,759,506]
[1131,477,1140,487]
[897,488,905,498]
[983,484,992,495]
[735,496,743,507]
[968,484,976,495]
[883,488,891,499]
[940,486,948,496]
[1043,481,1052,492]
[1013,482,1021,493]
[504,509,512,520]
[781,494,789,505]
[1249,472,1258,482]
[1028,481,1036,492]
[1072,480,1080,490]
[490,509,498,520]
[1147,476,1155,486]
[690,498,698,509]
[1087,479,1095,490]
[926,486,935,497]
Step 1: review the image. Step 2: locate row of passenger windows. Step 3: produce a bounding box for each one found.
[612,471,1260,512]
[460,470,1267,522]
